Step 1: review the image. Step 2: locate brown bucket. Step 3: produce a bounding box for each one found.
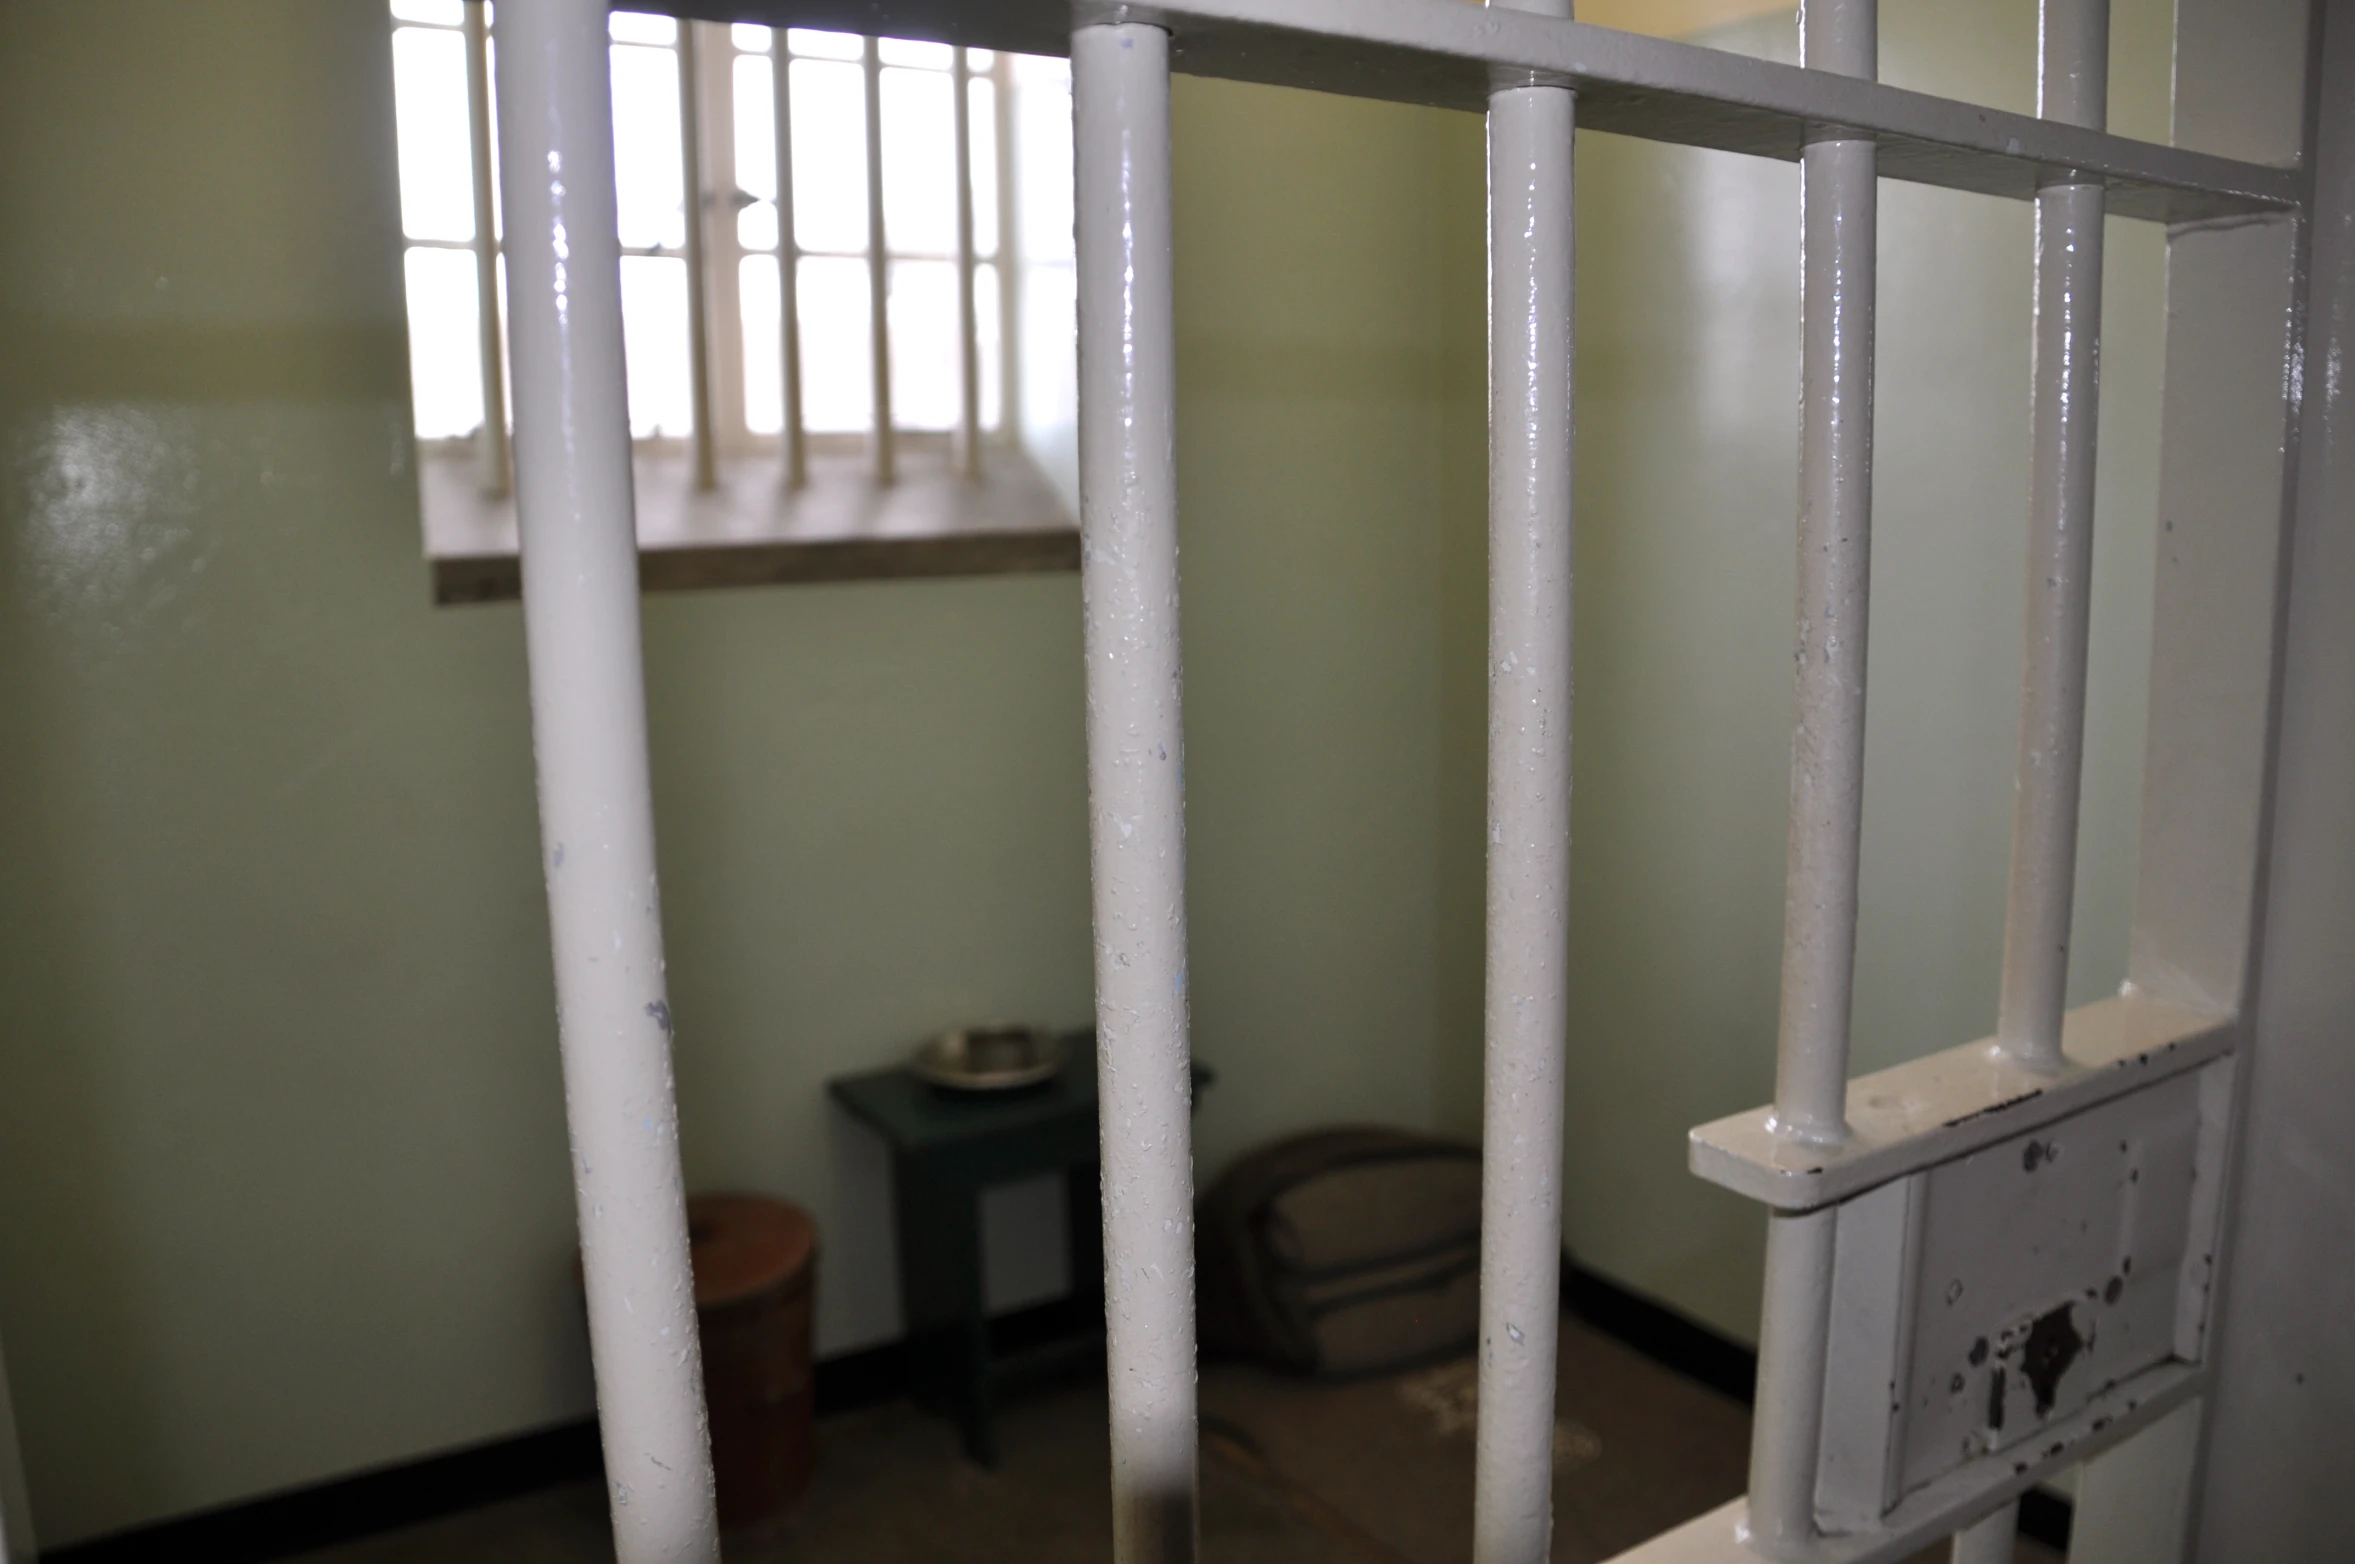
[688,1193,818,1538]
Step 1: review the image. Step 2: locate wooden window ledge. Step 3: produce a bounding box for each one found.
[421,443,1077,605]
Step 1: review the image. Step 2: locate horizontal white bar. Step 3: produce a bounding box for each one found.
[682,0,2297,221]
[1599,1362,2202,1564]
[1690,994,2234,1211]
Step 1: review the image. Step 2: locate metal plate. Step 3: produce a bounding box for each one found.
[1815,1063,2228,1532]
[910,1025,1070,1092]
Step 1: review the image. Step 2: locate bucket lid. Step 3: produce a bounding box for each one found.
[687,1193,816,1309]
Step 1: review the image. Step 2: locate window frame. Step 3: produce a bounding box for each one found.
[388,4,1023,491]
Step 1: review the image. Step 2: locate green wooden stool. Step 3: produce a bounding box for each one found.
[829,1035,1211,1466]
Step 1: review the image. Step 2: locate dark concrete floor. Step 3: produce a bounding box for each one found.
[287,1314,2060,1564]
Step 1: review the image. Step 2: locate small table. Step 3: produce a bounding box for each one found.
[828,1037,1211,1466]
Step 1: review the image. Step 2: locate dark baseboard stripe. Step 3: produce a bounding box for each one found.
[43,1419,604,1564]
[1561,1257,2074,1554]
[44,1296,1089,1564]
[1562,1257,1761,1408]
[51,1269,2069,1560]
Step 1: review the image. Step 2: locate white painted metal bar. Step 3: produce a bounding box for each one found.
[1749,1,1877,1554]
[1072,22,1196,1564]
[992,51,1020,439]
[464,0,511,498]
[1474,0,1575,1559]
[1772,0,1876,1150]
[1996,0,2110,1074]
[1747,1205,1839,1558]
[702,0,2291,219]
[863,33,895,483]
[492,4,717,1561]
[771,39,808,487]
[1972,13,2111,1553]
[954,45,983,477]
[678,23,719,490]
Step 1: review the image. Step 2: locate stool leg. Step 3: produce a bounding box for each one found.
[1068,1159,1107,1340]
[895,1160,995,1466]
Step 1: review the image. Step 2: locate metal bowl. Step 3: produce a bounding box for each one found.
[911,1025,1068,1093]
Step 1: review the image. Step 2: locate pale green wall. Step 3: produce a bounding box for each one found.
[0,2,1483,1547]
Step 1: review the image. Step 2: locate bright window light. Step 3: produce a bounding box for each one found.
[789,59,867,254]
[786,28,864,61]
[880,67,955,255]
[392,27,474,243]
[390,4,1048,459]
[607,10,676,46]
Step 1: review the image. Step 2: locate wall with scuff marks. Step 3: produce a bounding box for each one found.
[0,2,1484,1547]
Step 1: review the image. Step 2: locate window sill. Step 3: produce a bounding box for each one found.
[420,443,1077,606]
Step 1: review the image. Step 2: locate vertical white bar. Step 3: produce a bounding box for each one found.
[1773,0,1877,1147]
[464,0,510,497]
[1751,1,1876,1555]
[993,52,1020,440]
[1971,11,2110,1556]
[1073,24,1195,1564]
[1475,1,1575,1559]
[863,34,895,484]
[954,46,982,477]
[1996,0,2110,1074]
[772,41,807,488]
[678,24,717,490]
[1748,1206,1839,1556]
[493,6,718,1562]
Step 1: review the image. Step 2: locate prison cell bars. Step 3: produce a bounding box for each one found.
[1964,3,2112,1557]
[771,37,809,486]
[1999,0,2112,1073]
[482,1,2301,1561]
[1476,1,1576,1562]
[1747,0,1878,1555]
[1072,24,1196,1564]
[492,4,718,1563]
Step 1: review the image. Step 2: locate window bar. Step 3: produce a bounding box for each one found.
[993,51,1021,442]
[863,34,895,484]
[464,0,510,497]
[1473,1,1575,1561]
[490,4,716,1562]
[1997,0,2111,1074]
[1072,23,1196,1564]
[1749,0,1877,1556]
[954,46,983,478]
[772,38,807,487]
[678,23,718,491]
